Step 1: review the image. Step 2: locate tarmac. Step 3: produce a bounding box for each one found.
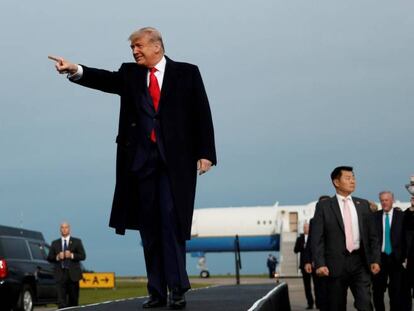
[35,277,392,311]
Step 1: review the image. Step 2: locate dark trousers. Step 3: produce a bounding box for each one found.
[408,259,414,298]
[300,268,314,307]
[312,271,328,311]
[326,251,372,311]
[57,269,79,308]
[137,145,190,299]
[268,267,276,278]
[372,253,412,311]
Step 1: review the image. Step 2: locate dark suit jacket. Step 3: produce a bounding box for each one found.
[72,56,217,240]
[304,218,314,265]
[47,237,86,282]
[404,208,414,260]
[311,196,380,277]
[294,234,311,269]
[374,208,406,263]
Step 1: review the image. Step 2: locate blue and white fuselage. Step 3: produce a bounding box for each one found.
[187,206,282,253]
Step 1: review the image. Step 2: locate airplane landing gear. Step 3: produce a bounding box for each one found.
[197,256,210,278]
[200,270,210,278]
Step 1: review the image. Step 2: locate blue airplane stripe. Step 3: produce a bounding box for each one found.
[186,234,280,253]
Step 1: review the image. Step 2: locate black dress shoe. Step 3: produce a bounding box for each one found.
[168,290,186,310]
[142,296,167,308]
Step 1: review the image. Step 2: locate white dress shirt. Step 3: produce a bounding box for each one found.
[336,194,360,250]
[58,235,73,260]
[381,208,394,252]
[61,236,71,251]
[147,56,166,89]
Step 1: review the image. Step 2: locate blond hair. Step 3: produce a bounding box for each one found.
[128,27,165,52]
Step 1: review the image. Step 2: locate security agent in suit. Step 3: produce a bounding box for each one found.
[294,223,314,309]
[305,196,330,311]
[372,191,411,311]
[405,197,414,298]
[311,166,381,311]
[48,27,216,309]
[47,222,86,308]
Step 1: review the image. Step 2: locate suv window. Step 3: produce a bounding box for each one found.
[29,241,46,260]
[0,237,31,260]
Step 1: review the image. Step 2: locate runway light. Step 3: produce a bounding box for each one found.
[273,272,280,284]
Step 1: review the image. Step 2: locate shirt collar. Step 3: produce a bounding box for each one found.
[61,236,70,242]
[383,208,394,217]
[152,56,166,74]
[336,193,352,203]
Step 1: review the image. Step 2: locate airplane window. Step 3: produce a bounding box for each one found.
[263,221,266,225]
[257,221,260,225]
[269,220,272,224]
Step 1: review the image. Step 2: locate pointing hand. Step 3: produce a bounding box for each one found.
[48,55,78,75]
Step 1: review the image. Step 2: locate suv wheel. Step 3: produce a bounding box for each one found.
[15,284,34,311]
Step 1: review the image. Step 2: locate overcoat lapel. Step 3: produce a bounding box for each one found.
[133,68,155,116]
[157,57,178,114]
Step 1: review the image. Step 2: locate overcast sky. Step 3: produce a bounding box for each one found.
[1,0,413,275]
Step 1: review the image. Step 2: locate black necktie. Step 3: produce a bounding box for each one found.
[62,239,69,269]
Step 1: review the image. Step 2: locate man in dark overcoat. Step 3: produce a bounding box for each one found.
[49,27,216,309]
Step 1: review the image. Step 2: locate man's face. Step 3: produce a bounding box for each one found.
[130,34,161,68]
[380,193,393,212]
[303,223,309,235]
[333,170,356,196]
[60,223,70,237]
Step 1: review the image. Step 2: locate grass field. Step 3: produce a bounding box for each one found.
[78,280,209,305]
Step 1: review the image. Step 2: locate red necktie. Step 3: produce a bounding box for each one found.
[148,67,160,142]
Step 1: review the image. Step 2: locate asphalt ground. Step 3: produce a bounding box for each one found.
[35,277,394,311]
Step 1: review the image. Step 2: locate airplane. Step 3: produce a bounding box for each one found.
[186,199,411,277]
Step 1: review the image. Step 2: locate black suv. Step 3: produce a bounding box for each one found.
[0,225,58,311]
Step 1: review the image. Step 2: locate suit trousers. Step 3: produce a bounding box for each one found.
[312,271,328,311]
[372,253,412,311]
[326,251,372,311]
[300,268,314,307]
[137,144,190,299]
[408,259,414,298]
[57,269,79,308]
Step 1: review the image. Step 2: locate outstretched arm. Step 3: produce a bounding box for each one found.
[48,55,123,95]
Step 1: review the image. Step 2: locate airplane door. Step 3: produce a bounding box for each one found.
[191,217,198,237]
[289,212,298,232]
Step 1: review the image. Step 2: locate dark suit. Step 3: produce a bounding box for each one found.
[306,218,328,310]
[404,208,414,299]
[294,233,314,308]
[47,237,86,308]
[372,208,411,311]
[71,57,216,299]
[311,196,380,311]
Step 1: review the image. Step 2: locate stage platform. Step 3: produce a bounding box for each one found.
[60,283,277,311]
